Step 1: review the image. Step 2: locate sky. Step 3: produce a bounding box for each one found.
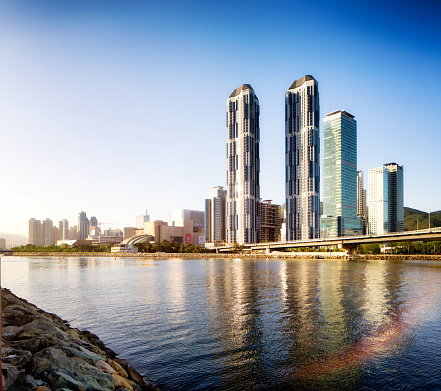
[1,0,440,237]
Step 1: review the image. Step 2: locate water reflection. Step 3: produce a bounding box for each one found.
[2,257,441,390]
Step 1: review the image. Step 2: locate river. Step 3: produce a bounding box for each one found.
[2,256,441,390]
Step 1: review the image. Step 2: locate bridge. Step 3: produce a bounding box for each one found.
[214,228,441,254]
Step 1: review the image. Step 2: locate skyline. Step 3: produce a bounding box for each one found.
[1,0,440,237]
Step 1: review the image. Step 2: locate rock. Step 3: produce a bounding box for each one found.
[2,346,32,366]
[19,318,71,342]
[112,374,134,391]
[45,369,86,391]
[60,344,106,365]
[114,358,129,367]
[2,363,20,389]
[127,366,144,385]
[9,336,50,353]
[108,359,128,378]
[35,386,52,391]
[2,325,25,340]
[31,356,54,377]
[96,359,117,374]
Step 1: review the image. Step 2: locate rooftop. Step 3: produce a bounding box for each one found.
[288,75,316,90]
[229,84,254,98]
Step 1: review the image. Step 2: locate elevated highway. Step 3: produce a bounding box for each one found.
[215,228,441,254]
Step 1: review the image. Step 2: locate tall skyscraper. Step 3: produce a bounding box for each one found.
[205,186,227,244]
[226,84,260,244]
[357,170,368,234]
[29,218,42,246]
[321,110,361,238]
[368,163,403,235]
[78,211,90,240]
[285,75,320,241]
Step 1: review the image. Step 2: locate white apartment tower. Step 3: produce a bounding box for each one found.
[285,75,320,241]
[368,167,389,235]
[368,163,404,235]
[226,84,260,244]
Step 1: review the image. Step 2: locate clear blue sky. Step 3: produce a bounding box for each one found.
[1,0,440,237]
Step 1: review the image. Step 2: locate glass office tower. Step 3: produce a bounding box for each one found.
[321,110,362,237]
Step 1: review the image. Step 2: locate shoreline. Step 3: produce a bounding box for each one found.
[1,288,159,391]
[8,252,441,261]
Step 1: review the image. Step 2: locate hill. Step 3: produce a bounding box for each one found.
[404,207,441,231]
[0,233,29,248]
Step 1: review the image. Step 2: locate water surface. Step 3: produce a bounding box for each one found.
[2,256,441,390]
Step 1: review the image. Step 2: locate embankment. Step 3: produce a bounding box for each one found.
[10,252,441,260]
[1,288,159,391]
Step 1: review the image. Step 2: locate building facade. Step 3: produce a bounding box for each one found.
[285,75,320,241]
[368,167,389,235]
[321,110,361,238]
[136,210,150,229]
[384,163,404,232]
[357,170,368,234]
[205,186,227,244]
[226,84,260,244]
[78,211,89,240]
[259,200,282,243]
[169,209,205,246]
[29,218,42,246]
[368,163,404,235]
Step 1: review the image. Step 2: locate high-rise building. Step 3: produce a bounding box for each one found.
[368,163,403,235]
[384,162,404,232]
[321,110,362,238]
[285,75,320,241]
[43,218,53,246]
[357,170,368,234]
[0,238,6,250]
[59,219,69,240]
[259,200,282,243]
[368,167,389,235]
[205,186,227,244]
[226,84,260,244]
[136,210,150,229]
[78,212,90,240]
[29,218,42,246]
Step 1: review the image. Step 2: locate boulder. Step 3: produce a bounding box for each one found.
[108,359,128,378]
[2,325,25,340]
[127,366,145,386]
[19,318,71,342]
[96,359,117,375]
[2,346,32,366]
[45,369,86,391]
[112,374,134,391]
[60,345,106,365]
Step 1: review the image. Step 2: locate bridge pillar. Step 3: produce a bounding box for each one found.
[338,243,357,255]
[266,247,272,255]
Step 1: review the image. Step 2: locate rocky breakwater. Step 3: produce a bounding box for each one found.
[1,288,159,391]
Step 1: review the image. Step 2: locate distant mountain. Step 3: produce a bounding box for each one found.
[0,233,29,248]
[404,207,441,231]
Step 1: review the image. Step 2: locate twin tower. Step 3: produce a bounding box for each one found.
[226,75,320,244]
